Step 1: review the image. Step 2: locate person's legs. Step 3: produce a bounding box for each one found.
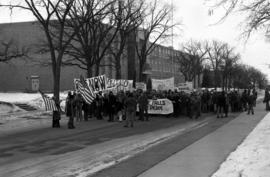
[139,106,144,121]
[130,111,135,127]
[144,107,149,121]
[125,111,131,127]
[217,106,220,118]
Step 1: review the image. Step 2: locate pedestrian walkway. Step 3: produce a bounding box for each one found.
[137,103,267,177]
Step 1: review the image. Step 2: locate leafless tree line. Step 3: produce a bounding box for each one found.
[177,39,267,89]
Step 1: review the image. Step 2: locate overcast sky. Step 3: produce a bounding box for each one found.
[1,0,270,80]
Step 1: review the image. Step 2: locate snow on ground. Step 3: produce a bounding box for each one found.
[0,101,23,114]
[211,112,270,177]
[0,92,68,135]
[0,92,67,114]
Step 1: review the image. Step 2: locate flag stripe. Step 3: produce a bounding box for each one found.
[40,91,58,111]
[77,81,95,104]
[75,76,96,104]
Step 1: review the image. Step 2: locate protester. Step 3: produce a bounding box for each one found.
[82,101,90,121]
[247,90,255,115]
[124,92,137,128]
[75,93,83,122]
[107,91,116,122]
[216,91,226,118]
[263,88,270,111]
[52,96,61,128]
[241,90,248,111]
[94,93,103,120]
[116,91,126,122]
[190,92,201,119]
[138,91,149,121]
[66,91,75,129]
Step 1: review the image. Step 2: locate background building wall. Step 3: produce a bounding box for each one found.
[0,21,185,92]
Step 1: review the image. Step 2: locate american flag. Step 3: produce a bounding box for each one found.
[39,91,59,111]
[76,75,96,104]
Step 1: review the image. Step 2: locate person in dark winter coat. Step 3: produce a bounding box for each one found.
[107,91,116,122]
[65,91,75,129]
[75,93,84,122]
[241,90,248,111]
[138,92,149,121]
[124,92,137,127]
[247,89,256,115]
[94,93,103,120]
[216,91,226,118]
[263,88,270,111]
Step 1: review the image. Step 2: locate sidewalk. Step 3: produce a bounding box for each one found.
[137,103,268,177]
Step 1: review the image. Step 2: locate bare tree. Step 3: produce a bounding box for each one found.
[179,40,208,87]
[1,0,78,126]
[63,0,119,77]
[0,39,29,63]
[220,46,240,90]
[176,52,194,82]
[108,0,144,79]
[210,0,270,39]
[206,40,228,88]
[231,64,267,89]
[136,0,178,81]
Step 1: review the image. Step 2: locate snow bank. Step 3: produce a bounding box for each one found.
[0,92,68,111]
[0,101,23,114]
[211,113,270,177]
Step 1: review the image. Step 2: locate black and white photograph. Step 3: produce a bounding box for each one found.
[0,0,270,177]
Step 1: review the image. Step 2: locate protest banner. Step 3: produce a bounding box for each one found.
[106,78,133,92]
[74,75,107,93]
[75,75,133,93]
[136,82,147,91]
[177,82,193,92]
[137,98,173,115]
[152,77,174,91]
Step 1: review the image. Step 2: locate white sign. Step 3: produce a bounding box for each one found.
[177,82,193,92]
[136,82,147,91]
[137,98,173,115]
[74,75,133,93]
[152,77,175,91]
[107,78,133,92]
[74,75,107,93]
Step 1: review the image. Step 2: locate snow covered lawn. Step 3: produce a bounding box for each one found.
[0,92,68,113]
[0,92,68,135]
[211,112,270,177]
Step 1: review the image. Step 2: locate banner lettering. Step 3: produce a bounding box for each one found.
[137,98,173,115]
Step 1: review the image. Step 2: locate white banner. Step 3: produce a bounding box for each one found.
[74,75,107,93]
[107,78,133,92]
[177,82,193,92]
[137,98,173,115]
[74,75,133,93]
[136,82,147,91]
[152,77,175,91]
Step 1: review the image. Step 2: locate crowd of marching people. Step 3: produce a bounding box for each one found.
[64,88,259,129]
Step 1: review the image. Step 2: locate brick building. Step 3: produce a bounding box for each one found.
[0,21,184,92]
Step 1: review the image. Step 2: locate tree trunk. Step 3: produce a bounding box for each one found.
[95,62,100,76]
[116,59,121,79]
[197,73,201,88]
[52,63,61,128]
[139,62,144,82]
[87,61,92,78]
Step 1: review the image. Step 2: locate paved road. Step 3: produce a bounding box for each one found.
[1,103,258,177]
[92,103,267,177]
[0,112,222,177]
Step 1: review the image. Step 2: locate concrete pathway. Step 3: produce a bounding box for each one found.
[138,103,267,177]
